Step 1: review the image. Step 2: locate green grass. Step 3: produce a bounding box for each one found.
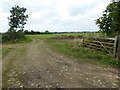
[14,36,32,44]
[27,32,103,39]
[45,39,119,66]
[2,48,13,58]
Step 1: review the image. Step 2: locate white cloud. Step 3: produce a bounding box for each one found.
[0,0,111,32]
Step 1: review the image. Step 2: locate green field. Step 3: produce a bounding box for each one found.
[2,32,119,66]
[26,32,104,39]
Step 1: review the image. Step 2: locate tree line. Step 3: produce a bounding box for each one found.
[23,30,99,35]
[24,30,51,34]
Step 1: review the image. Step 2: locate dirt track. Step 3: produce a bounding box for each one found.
[3,39,119,88]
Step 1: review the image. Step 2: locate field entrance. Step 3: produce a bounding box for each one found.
[2,35,119,88]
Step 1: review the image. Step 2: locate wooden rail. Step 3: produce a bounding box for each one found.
[82,35,120,59]
[82,36,118,57]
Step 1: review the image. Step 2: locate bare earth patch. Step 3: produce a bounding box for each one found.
[2,39,119,88]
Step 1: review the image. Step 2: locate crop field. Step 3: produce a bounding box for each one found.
[2,32,119,88]
[27,32,103,39]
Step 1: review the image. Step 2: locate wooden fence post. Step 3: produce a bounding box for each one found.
[113,36,118,58]
[117,35,120,59]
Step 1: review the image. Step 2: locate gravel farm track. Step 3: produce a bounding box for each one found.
[2,38,119,88]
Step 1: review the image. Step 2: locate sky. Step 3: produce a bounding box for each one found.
[0,0,111,32]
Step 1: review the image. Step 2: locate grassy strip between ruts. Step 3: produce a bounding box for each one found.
[45,39,119,67]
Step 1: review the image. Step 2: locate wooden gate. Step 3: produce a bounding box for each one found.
[82,35,120,59]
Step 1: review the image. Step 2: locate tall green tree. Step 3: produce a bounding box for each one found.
[8,5,28,32]
[96,1,120,37]
[4,5,28,42]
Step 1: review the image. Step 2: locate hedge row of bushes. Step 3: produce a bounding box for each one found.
[2,32,25,43]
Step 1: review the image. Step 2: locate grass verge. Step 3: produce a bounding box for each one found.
[14,36,32,44]
[45,39,119,67]
[2,36,32,58]
[2,48,13,59]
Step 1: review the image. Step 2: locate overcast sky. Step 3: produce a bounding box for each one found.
[0,0,111,32]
